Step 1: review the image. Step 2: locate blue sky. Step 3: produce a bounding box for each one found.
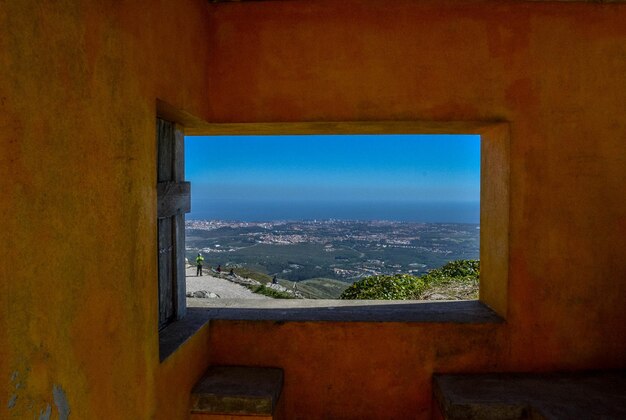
[185,134,480,222]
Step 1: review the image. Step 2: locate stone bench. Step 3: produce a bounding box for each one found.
[190,366,284,420]
[433,371,626,419]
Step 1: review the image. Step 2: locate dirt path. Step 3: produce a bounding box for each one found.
[185,267,272,301]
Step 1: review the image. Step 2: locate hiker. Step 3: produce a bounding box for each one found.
[216,265,221,274]
[272,275,277,284]
[229,268,234,276]
[195,253,205,276]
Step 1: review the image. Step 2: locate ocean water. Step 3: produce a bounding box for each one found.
[187,199,479,223]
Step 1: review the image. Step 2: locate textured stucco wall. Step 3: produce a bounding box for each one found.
[2,0,625,419]
[0,1,212,418]
[204,1,626,418]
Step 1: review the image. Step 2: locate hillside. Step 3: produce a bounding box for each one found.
[230,267,348,299]
[280,278,349,299]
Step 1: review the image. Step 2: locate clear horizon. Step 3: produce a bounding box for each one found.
[185,134,480,223]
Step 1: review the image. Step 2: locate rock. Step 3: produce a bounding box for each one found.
[265,283,289,293]
[425,293,449,300]
[187,290,220,299]
[228,276,261,286]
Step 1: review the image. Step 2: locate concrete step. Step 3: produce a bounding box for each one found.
[190,366,284,420]
[433,371,626,419]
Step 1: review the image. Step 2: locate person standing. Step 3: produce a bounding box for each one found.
[195,253,205,276]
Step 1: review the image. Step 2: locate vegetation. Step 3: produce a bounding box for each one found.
[421,259,479,285]
[339,274,426,300]
[340,260,479,300]
[281,278,350,299]
[247,284,294,299]
[230,267,273,284]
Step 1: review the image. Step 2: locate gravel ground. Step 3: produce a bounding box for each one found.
[185,267,272,301]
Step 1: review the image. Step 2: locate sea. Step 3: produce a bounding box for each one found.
[187,199,479,223]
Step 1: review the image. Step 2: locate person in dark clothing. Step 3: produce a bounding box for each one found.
[272,275,277,284]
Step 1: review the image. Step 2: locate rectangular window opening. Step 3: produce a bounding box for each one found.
[183,134,481,306]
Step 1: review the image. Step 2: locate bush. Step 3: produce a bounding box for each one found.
[437,259,479,278]
[339,260,480,300]
[421,259,479,285]
[249,285,294,299]
[340,274,425,300]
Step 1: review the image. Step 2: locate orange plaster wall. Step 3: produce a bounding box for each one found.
[157,323,212,420]
[0,1,212,418]
[209,320,506,419]
[203,0,626,418]
[1,1,625,419]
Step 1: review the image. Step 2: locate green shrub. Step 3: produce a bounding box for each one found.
[249,285,294,299]
[421,259,479,285]
[437,259,479,278]
[340,274,425,300]
[339,260,480,300]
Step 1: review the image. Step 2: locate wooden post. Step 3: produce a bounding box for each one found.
[157,118,190,329]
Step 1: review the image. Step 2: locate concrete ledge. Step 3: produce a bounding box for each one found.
[187,299,503,323]
[433,371,626,419]
[191,366,283,416]
[160,301,502,361]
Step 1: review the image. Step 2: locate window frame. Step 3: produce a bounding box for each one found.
[181,120,510,318]
[156,102,510,359]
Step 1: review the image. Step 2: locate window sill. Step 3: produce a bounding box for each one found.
[159,308,212,362]
[160,299,502,361]
[187,298,502,323]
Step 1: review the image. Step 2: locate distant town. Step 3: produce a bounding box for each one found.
[185,219,479,283]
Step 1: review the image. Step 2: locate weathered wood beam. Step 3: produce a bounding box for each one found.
[157,181,191,218]
[158,217,174,329]
[174,214,187,320]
